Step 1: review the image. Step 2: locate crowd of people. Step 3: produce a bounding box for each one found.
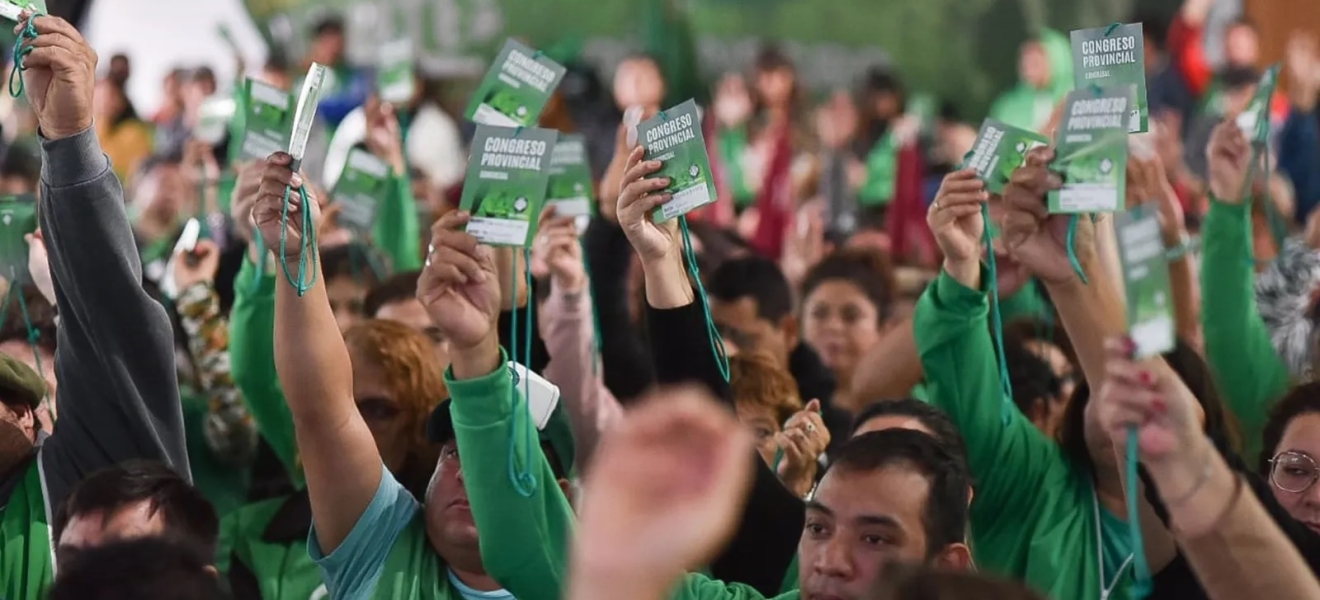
[1,0,1320,599]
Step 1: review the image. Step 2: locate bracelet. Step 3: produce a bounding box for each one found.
[1165,233,1199,261]
[1163,451,1214,509]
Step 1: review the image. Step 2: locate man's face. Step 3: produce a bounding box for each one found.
[798,465,936,600]
[327,276,367,333]
[709,297,793,366]
[424,440,480,562]
[57,500,166,566]
[311,31,346,65]
[1225,24,1259,68]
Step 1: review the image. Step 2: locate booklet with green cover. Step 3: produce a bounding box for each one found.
[546,134,595,222]
[334,148,390,234]
[0,195,36,284]
[1115,203,1175,358]
[963,119,1050,193]
[637,99,716,222]
[1048,85,1134,213]
[0,0,44,21]
[460,125,559,246]
[1236,64,1280,145]
[464,39,567,128]
[1071,23,1148,133]
[378,39,416,105]
[238,79,292,162]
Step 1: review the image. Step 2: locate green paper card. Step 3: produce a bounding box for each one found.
[238,79,292,162]
[1049,85,1133,213]
[1236,64,1280,145]
[378,39,416,105]
[195,95,237,145]
[963,119,1050,194]
[1115,203,1175,358]
[334,148,390,234]
[637,99,716,223]
[0,0,44,21]
[0,195,36,284]
[460,125,558,246]
[465,39,567,127]
[1071,23,1148,133]
[546,134,595,221]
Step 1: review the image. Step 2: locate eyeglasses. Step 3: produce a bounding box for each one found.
[1269,451,1320,494]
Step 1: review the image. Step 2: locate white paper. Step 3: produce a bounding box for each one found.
[288,63,328,165]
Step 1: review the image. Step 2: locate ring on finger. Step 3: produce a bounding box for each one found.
[933,199,942,210]
[806,422,817,434]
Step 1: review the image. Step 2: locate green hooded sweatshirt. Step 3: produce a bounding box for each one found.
[988,29,1074,133]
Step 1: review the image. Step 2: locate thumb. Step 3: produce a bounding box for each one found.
[805,399,821,414]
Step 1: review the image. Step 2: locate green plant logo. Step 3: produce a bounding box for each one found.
[689,164,700,178]
[1099,158,1114,174]
[514,197,529,212]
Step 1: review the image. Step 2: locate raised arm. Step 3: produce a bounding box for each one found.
[29,15,188,507]
[252,153,383,554]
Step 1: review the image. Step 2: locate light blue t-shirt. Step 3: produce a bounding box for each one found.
[448,571,515,600]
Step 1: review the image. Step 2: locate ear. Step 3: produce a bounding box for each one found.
[931,543,973,571]
[557,477,574,507]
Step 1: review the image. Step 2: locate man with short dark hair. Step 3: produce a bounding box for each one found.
[48,537,227,600]
[53,461,217,567]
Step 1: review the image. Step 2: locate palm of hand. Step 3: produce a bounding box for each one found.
[419,261,500,348]
[1003,214,1081,284]
[251,196,309,251]
[626,217,680,262]
[944,213,985,263]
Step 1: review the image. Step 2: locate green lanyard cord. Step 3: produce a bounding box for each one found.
[0,267,44,407]
[277,183,318,296]
[578,238,603,375]
[1066,215,1091,285]
[8,14,38,99]
[981,202,1015,425]
[1125,427,1152,597]
[678,216,730,382]
[507,247,538,498]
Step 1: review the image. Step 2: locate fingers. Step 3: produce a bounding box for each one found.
[191,239,219,258]
[804,399,821,413]
[27,15,86,44]
[621,153,662,188]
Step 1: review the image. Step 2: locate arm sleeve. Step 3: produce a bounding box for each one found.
[583,220,654,401]
[1277,107,1320,224]
[1169,14,1213,96]
[371,170,422,272]
[1200,199,1292,462]
[309,468,420,600]
[540,284,622,471]
[37,127,189,509]
[230,255,303,483]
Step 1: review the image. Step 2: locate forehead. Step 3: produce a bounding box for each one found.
[853,415,934,439]
[804,279,869,306]
[60,500,165,547]
[814,465,931,527]
[709,296,768,328]
[1279,413,1320,456]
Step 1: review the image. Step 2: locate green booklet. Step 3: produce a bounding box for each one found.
[0,195,36,284]
[378,39,416,105]
[636,99,716,222]
[1236,64,1280,145]
[334,148,390,234]
[460,125,559,246]
[1071,23,1148,133]
[195,95,237,145]
[0,0,44,21]
[963,119,1050,193]
[1115,203,1175,358]
[546,134,595,222]
[238,79,292,162]
[464,39,567,127]
[1048,85,1134,213]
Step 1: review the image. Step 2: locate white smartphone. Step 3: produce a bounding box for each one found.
[159,219,201,300]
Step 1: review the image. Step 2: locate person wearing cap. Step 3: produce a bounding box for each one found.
[0,14,190,600]
[252,154,575,599]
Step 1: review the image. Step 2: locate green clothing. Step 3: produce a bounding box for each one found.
[858,130,898,206]
[914,270,1137,600]
[216,491,321,600]
[0,461,52,600]
[181,388,251,517]
[987,29,1073,133]
[717,127,756,207]
[1200,199,1291,464]
[998,279,1054,325]
[371,171,423,273]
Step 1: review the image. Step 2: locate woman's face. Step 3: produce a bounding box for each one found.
[755,66,795,109]
[613,58,665,110]
[1269,413,1320,533]
[802,279,882,379]
[1026,340,1075,437]
[736,401,783,467]
[872,91,902,122]
[350,346,412,474]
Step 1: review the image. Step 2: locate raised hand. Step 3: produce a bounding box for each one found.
[531,205,586,293]
[229,161,261,244]
[775,399,829,498]
[172,239,222,291]
[616,146,679,264]
[364,97,406,173]
[17,14,97,140]
[1092,337,1203,468]
[999,147,1094,286]
[1126,153,1186,247]
[416,211,501,351]
[927,168,988,287]
[570,386,753,595]
[249,153,320,261]
[1206,121,1252,204]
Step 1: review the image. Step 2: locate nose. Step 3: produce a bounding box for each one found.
[812,537,854,580]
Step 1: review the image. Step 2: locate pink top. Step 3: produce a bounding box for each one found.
[539,282,623,473]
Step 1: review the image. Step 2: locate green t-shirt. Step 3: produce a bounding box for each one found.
[217,491,322,600]
[0,460,53,600]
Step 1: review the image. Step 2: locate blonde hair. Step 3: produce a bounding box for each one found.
[343,320,448,470]
[729,351,802,425]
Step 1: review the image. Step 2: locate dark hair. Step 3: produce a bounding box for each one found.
[264,49,290,74]
[1000,328,1065,419]
[321,243,385,287]
[868,563,1046,600]
[1228,15,1258,32]
[48,537,227,600]
[52,461,218,560]
[1220,66,1262,91]
[827,429,970,556]
[0,285,57,355]
[753,45,795,74]
[364,270,422,318]
[684,220,751,276]
[1129,10,1173,51]
[1259,382,1320,474]
[1001,316,1076,367]
[100,78,139,128]
[311,15,345,38]
[801,249,897,323]
[850,399,968,469]
[707,256,793,323]
[0,142,41,189]
[188,67,216,87]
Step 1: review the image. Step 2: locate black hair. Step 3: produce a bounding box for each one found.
[52,460,218,561]
[1228,15,1258,32]
[826,429,970,557]
[707,255,793,323]
[800,249,897,323]
[1000,333,1061,419]
[868,562,1047,600]
[1129,10,1173,51]
[684,220,751,275]
[1220,65,1262,91]
[48,537,227,600]
[753,44,795,74]
[311,15,345,38]
[321,243,384,287]
[364,270,421,318]
[137,150,185,178]
[264,49,290,74]
[849,399,968,470]
[0,285,57,355]
[1259,382,1320,474]
[0,141,41,189]
[188,66,217,86]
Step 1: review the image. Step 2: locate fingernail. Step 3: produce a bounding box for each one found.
[1139,370,1155,386]
[659,177,671,185]
[290,174,303,187]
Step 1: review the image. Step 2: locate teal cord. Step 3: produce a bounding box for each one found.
[678,216,730,382]
[277,183,318,296]
[981,203,1014,425]
[13,273,45,408]
[579,238,603,375]
[1066,215,1089,285]
[1126,427,1152,598]
[8,15,38,99]
[507,249,538,497]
